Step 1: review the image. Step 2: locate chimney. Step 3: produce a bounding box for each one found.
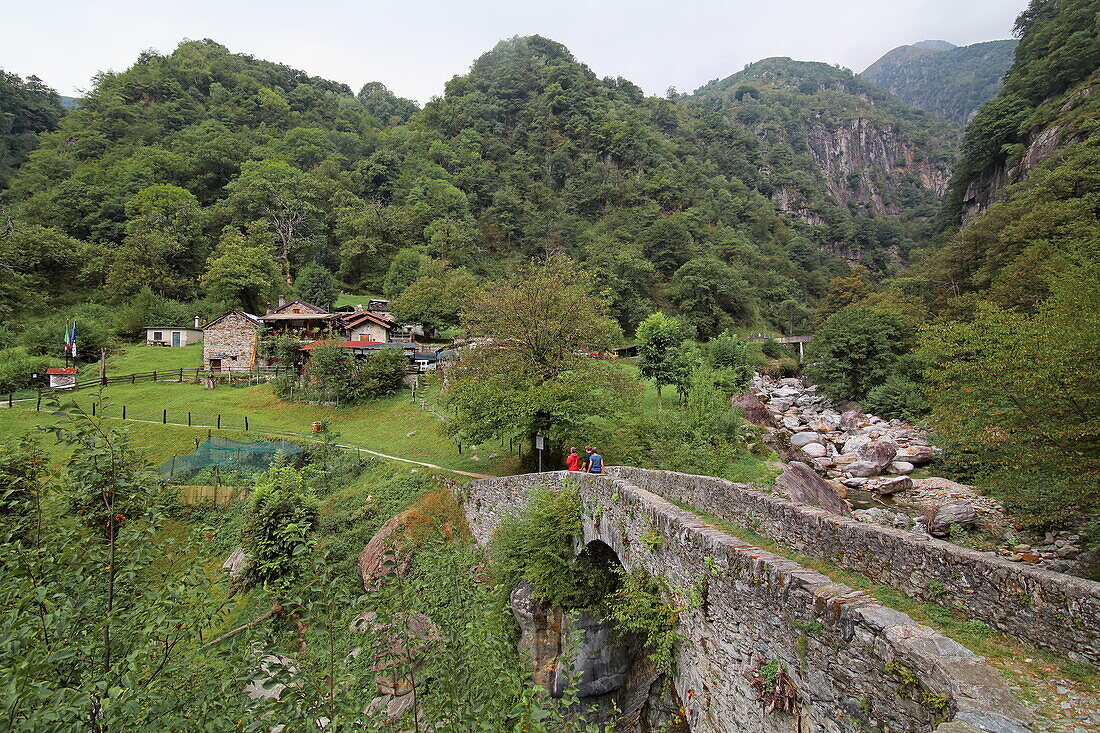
[278,295,286,308]
[194,315,200,329]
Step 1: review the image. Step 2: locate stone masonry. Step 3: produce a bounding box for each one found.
[464,470,1033,733]
[202,311,263,372]
[609,466,1100,669]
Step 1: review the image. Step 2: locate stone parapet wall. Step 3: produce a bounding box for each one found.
[464,471,1032,733]
[607,467,1100,668]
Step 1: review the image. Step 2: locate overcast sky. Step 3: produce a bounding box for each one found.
[1,0,1027,102]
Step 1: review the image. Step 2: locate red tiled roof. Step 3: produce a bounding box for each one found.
[340,311,396,330]
[46,368,78,375]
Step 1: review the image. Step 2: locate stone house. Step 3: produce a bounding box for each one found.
[338,310,398,343]
[202,311,264,372]
[259,298,338,340]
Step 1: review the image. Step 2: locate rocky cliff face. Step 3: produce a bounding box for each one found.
[693,57,960,265]
[804,117,951,213]
[961,91,1091,222]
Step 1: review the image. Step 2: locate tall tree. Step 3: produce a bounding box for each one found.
[444,255,637,465]
[294,263,339,311]
[224,160,324,284]
[202,225,281,313]
[635,312,688,409]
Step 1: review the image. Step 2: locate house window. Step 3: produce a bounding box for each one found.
[153,331,162,341]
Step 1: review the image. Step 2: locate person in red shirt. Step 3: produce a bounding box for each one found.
[565,447,581,471]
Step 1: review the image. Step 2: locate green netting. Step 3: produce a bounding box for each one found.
[157,437,307,482]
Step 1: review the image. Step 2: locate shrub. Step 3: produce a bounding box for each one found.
[864,376,928,422]
[490,484,587,608]
[805,306,912,400]
[241,462,320,590]
[761,337,786,359]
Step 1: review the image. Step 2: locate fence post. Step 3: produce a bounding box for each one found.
[92,402,96,417]
[179,367,183,381]
[188,412,191,427]
[245,415,249,431]
[217,414,221,430]
[163,409,167,424]
[131,374,135,384]
[36,390,41,412]
[153,371,157,382]
[122,406,127,420]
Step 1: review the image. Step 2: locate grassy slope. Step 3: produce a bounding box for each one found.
[2,377,514,477]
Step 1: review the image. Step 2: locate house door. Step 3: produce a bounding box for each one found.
[210,359,222,373]
[172,332,181,347]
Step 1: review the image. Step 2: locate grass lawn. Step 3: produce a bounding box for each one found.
[334,292,381,308]
[4,377,516,477]
[105,342,205,373]
[0,408,258,469]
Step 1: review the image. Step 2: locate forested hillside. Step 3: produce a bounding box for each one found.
[1,37,872,340]
[0,69,64,188]
[810,0,1100,539]
[861,39,1018,123]
[691,58,961,269]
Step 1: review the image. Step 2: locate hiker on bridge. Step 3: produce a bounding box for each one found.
[565,447,581,471]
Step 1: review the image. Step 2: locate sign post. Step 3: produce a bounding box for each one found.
[534,431,545,472]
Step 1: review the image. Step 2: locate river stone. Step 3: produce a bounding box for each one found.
[782,416,802,430]
[878,476,913,495]
[930,503,978,536]
[775,461,850,515]
[791,432,823,448]
[900,446,937,465]
[842,435,872,454]
[846,460,882,478]
[887,461,915,475]
[839,410,864,430]
[769,398,794,412]
[222,547,249,580]
[800,442,828,458]
[856,439,898,468]
[735,390,776,427]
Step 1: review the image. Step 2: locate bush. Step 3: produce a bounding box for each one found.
[241,462,320,589]
[0,347,53,393]
[805,307,912,400]
[354,348,407,398]
[864,376,928,422]
[490,484,589,608]
[761,337,786,359]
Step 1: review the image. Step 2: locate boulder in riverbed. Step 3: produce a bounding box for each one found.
[776,461,850,515]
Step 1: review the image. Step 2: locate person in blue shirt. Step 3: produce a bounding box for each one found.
[586,448,604,474]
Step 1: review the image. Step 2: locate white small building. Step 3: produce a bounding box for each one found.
[146,319,204,347]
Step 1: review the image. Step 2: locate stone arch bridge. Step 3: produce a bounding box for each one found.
[462,468,1047,733]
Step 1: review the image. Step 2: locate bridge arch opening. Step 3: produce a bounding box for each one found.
[573,539,624,607]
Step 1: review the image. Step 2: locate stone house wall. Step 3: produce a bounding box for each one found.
[463,471,1032,733]
[202,312,261,372]
[346,321,390,343]
[608,466,1100,668]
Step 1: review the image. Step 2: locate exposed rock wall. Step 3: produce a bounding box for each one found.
[464,471,1033,733]
[805,118,950,217]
